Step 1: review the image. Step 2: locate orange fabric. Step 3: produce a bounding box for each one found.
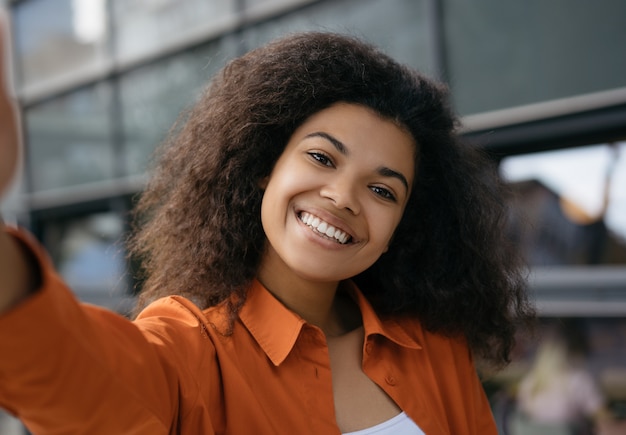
[0,227,497,434]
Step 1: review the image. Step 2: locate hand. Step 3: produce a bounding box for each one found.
[0,11,19,198]
[0,12,32,314]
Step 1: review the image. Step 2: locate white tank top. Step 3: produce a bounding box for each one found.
[342,412,426,435]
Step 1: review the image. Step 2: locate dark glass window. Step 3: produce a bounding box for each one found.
[111,0,235,64]
[25,83,116,192]
[241,0,434,76]
[118,42,229,176]
[41,212,131,312]
[444,0,626,115]
[13,0,109,88]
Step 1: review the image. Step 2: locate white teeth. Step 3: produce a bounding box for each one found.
[299,212,350,244]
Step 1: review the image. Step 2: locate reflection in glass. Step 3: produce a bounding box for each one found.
[241,0,433,75]
[444,0,626,115]
[43,212,127,296]
[26,83,115,192]
[501,143,626,266]
[13,0,109,87]
[119,42,228,175]
[111,0,235,63]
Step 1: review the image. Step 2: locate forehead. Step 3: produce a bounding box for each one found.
[290,102,417,175]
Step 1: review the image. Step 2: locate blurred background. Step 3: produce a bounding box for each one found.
[0,0,625,434]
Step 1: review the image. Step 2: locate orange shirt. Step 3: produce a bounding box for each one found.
[0,228,497,434]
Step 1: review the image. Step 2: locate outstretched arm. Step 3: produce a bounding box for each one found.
[0,13,39,314]
[0,15,214,433]
[0,229,38,313]
[0,13,17,195]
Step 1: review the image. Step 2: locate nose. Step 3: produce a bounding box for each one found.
[320,177,361,215]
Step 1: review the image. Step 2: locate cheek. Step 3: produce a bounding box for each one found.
[260,184,280,222]
[259,193,279,245]
[264,165,318,203]
[378,209,407,247]
[259,174,297,230]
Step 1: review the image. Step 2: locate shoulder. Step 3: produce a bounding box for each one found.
[134,296,224,364]
[388,316,479,385]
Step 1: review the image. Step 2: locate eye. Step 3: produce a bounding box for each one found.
[370,185,397,202]
[308,151,334,167]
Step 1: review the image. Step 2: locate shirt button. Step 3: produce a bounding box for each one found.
[385,375,397,386]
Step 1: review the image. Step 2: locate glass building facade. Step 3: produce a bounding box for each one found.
[2,0,626,432]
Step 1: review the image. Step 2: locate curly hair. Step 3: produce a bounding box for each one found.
[129,31,534,367]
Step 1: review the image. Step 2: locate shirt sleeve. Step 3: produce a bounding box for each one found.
[0,227,212,434]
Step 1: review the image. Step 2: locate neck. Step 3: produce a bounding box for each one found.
[256,248,362,336]
[258,272,339,328]
[257,275,362,337]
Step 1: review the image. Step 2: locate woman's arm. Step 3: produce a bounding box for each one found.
[0,229,210,433]
[0,16,211,434]
[0,231,39,313]
[0,12,18,196]
[0,12,39,314]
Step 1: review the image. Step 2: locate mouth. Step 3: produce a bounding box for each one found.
[298,211,353,245]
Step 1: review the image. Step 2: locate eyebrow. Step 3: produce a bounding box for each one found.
[304,131,410,191]
[306,132,348,155]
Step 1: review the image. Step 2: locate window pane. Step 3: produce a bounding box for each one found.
[444,0,626,115]
[12,0,109,88]
[26,83,115,191]
[118,41,230,176]
[501,142,626,266]
[111,0,235,63]
[241,0,434,75]
[243,0,303,9]
[41,212,129,310]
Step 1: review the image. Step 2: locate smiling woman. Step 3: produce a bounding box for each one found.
[258,103,416,305]
[0,31,534,434]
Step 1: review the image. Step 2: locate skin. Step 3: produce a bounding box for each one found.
[0,13,17,197]
[257,102,416,336]
[0,14,35,314]
[257,103,417,431]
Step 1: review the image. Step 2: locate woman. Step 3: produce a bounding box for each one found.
[0,30,534,434]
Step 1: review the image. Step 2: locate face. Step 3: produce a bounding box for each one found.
[258,103,416,288]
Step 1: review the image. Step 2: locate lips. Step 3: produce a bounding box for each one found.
[298,211,353,244]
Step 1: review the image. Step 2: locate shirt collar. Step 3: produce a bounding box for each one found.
[344,281,422,351]
[239,280,422,366]
[239,280,306,366]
